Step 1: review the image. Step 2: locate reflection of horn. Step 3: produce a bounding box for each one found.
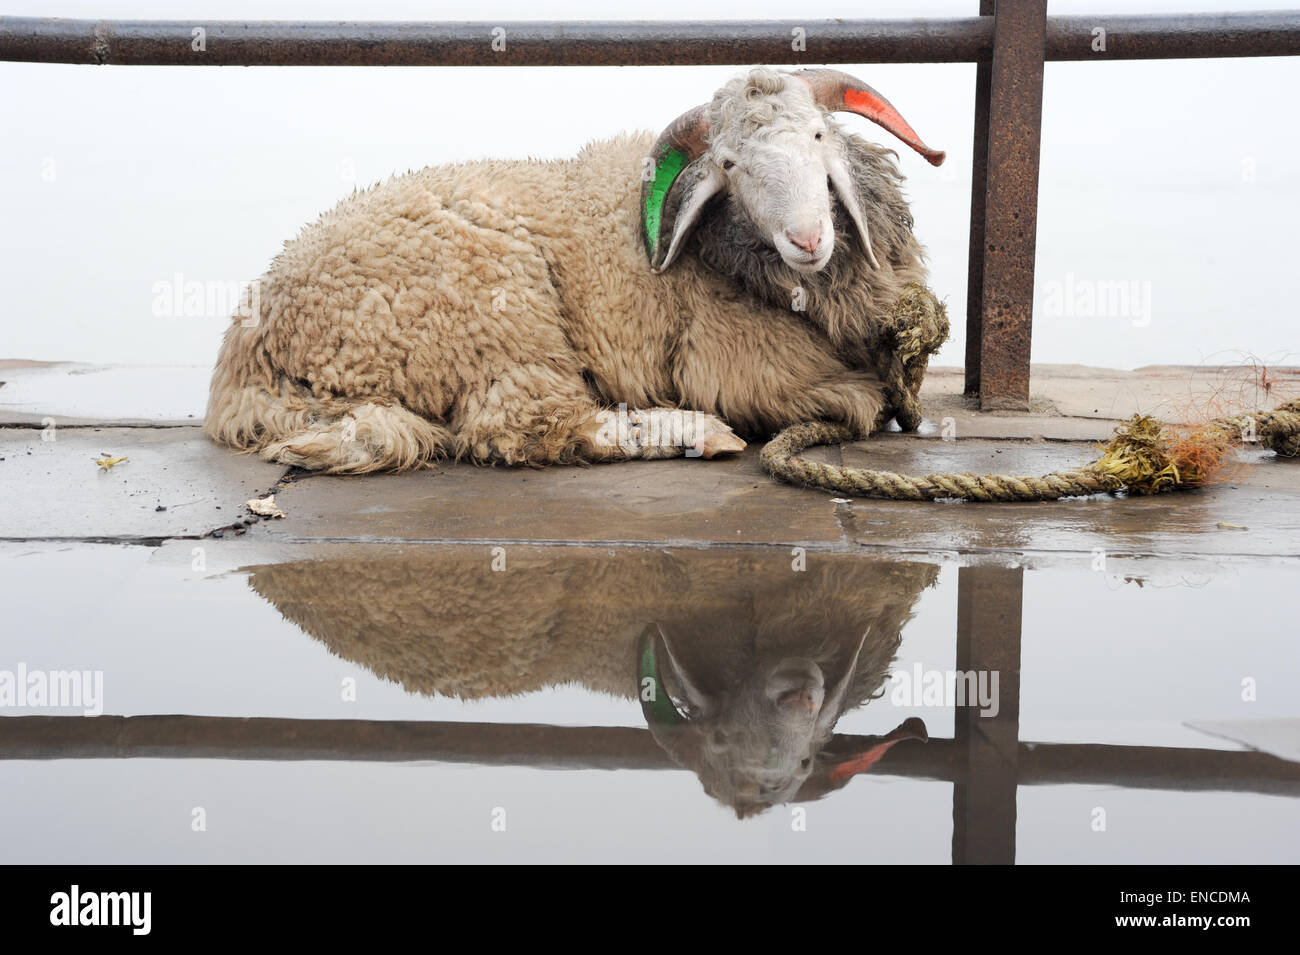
[828,717,929,782]
[793,68,946,167]
[816,628,870,738]
[637,625,688,730]
[793,717,929,803]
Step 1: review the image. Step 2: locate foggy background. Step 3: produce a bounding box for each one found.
[2,0,1296,372]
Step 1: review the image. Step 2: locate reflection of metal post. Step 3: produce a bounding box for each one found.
[952,565,1023,865]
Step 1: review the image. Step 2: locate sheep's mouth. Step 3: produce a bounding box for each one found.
[784,252,831,274]
[774,235,833,274]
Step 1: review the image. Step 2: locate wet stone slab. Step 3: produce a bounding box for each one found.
[253,451,849,547]
[0,426,286,540]
[837,437,1300,561]
[251,440,1300,564]
[0,414,1296,566]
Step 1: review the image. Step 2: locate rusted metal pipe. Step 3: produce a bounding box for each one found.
[974,0,1047,411]
[1047,11,1300,61]
[964,1,995,398]
[0,17,994,66]
[1,13,1298,67]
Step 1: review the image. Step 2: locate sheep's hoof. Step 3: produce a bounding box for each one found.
[695,432,747,459]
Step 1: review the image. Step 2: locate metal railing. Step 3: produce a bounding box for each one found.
[2,7,1298,405]
[6,713,1296,797]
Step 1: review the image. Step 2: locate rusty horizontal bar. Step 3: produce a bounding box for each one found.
[3,715,1297,796]
[1,12,1298,67]
[1046,11,1300,60]
[0,17,993,67]
[0,714,674,770]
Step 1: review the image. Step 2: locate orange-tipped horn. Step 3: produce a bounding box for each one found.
[792,717,929,802]
[793,68,946,167]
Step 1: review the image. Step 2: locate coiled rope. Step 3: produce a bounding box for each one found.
[761,285,1300,502]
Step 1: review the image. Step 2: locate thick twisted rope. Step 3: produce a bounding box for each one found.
[762,405,1300,502]
[761,284,1300,502]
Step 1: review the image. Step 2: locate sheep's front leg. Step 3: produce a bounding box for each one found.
[673,303,887,439]
[589,406,746,460]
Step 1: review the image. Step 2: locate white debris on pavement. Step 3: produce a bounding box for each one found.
[246,494,286,519]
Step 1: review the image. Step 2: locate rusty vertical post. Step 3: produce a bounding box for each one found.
[951,565,1023,865]
[964,0,994,397]
[971,0,1046,410]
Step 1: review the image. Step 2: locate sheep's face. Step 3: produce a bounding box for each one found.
[706,83,844,273]
[642,67,944,276]
[690,655,834,808]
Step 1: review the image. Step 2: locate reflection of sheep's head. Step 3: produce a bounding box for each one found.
[245,549,936,816]
[639,624,925,818]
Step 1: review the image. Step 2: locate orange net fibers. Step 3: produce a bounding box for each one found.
[1091,365,1282,494]
[1166,424,1241,487]
[1165,364,1282,486]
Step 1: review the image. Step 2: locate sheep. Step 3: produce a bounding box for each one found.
[247,547,938,816]
[205,66,945,472]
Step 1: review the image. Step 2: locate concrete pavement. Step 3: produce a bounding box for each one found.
[2,361,1297,568]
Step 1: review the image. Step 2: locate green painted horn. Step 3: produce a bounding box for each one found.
[636,626,689,729]
[640,105,711,271]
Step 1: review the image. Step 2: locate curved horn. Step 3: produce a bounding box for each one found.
[641,105,725,272]
[792,717,929,803]
[636,625,689,730]
[827,717,929,784]
[793,68,946,167]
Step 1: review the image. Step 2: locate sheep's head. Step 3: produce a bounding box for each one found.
[637,624,927,817]
[642,67,944,274]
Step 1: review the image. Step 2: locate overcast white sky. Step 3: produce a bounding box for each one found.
[1,0,1296,371]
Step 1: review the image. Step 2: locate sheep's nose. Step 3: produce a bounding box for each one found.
[785,226,823,255]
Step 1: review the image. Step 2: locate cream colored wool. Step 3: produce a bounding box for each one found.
[206,133,910,472]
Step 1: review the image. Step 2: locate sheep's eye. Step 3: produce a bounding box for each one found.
[814,132,824,141]
[722,159,735,171]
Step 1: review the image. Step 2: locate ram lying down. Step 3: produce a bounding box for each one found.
[206,67,946,472]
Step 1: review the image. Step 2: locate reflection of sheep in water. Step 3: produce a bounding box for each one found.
[247,549,937,816]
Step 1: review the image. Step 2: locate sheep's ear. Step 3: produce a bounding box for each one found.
[826,151,881,271]
[643,159,726,273]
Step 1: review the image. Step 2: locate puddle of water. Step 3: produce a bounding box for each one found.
[0,542,1296,863]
